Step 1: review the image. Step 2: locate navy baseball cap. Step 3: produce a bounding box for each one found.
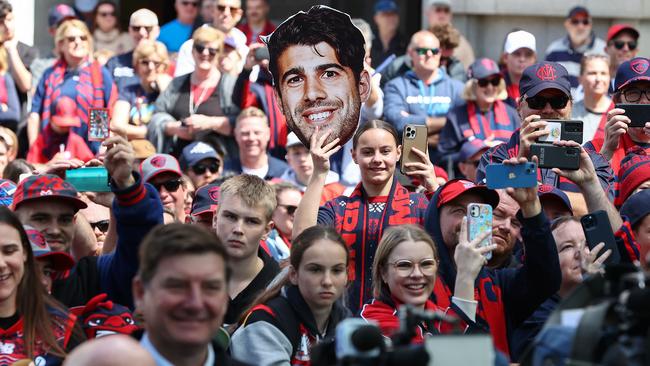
[191,183,220,217]
[519,62,572,98]
[374,0,398,13]
[12,174,87,211]
[458,138,489,162]
[538,184,573,215]
[180,142,220,171]
[468,58,500,80]
[567,6,589,19]
[614,57,650,91]
[620,189,650,227]
[48,4,77,28]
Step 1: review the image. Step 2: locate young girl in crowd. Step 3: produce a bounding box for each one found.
[0,207,82,364]
[360,224,493,342]
[293,120,438,313]
[231,226,350,365]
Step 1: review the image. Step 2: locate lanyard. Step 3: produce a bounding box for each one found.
[417,80,436,116]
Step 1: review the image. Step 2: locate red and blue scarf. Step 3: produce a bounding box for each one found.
[464,100,514,141]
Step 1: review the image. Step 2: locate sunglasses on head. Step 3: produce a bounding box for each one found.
[181,1,198,7]
[65,35,88,43]
[525,95,570,110]
[90,220,110,233]
[217,4,241,12]
[570,18,590,26]
[152,178,183,192]
[194,43,219,56]
[611,40,637,50]
[192,161,220,175]
[415,47,440,56]
[130,25,154,33]
[477,77,501,87]
[279,204,298,215]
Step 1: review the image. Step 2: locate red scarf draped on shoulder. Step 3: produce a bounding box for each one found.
[592,101,616,142]
[590,132,645,174]
[465,100,512,140]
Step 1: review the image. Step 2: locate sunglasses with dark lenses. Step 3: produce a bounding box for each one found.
[152,178,183,192]
[612,40,638,50]
[279,205,298,215]
[477,77,501,87]
[622,88,650,103]
[98,11,115,17]
[217,4,241,12]
[193,43,219,56]
[90,220,110,233]
[65,35,88,43]
[415,47,440,56]
[130,25,154,33]
[570,18,590,26]
[181,1,199,7]
[526,95,570,110]
[192,161,220,175]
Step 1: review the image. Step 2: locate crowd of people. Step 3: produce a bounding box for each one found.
[0,0,646,365]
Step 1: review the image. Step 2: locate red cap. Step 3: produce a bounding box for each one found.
[437,179,499,208]
[606,24,639,43]
[12,174,87,211]
[433,165,448,182]
[616,154,650,207]
[51,96,81,128]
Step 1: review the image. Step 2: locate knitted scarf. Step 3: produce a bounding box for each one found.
[465,100,513,141]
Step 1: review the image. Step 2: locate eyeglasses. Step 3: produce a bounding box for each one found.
[98,11,115,17]
[139,59,163,68]
[611,40,637,51]
[415,47,440,56]
[477,77,501,87]
[217,4,241,12]
[181,1,199,7]
[90,220,110,233]
[621,88,650,103]
[65,35,88,43]
[570,18,590,26]
[191,161,220,175]
[278,204,298,215]
[130,25,154,33]
[151,178,183,192]
[194,43,219,56]
[525,95,570,110]
[388,258,437,277]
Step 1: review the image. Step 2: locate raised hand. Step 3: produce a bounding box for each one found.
[102,125,135,189]
[551,140,597,187]
[309,127,341,177]
[517,114,549,158]
[454,217,496,301]
[502,156,540,217]
[582,242,612,275]
[601,108,629,160]
[403,147,438,193]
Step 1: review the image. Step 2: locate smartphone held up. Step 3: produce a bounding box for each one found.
[467,203,493,261]
[88,108,110,142]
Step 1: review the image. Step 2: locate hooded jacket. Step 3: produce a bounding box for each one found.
[424,187,561,358]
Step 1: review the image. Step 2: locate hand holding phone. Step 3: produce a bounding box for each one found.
[400,124,429,174]
[530,144,580,170]
[467,203,493,260]
[485,162,537,189]
[615,103,650,128]
[581,210,620,266]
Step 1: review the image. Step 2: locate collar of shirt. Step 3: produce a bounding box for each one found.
[141,332,215,366]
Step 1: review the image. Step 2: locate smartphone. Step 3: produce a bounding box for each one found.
[467,203,493,260]
[88,108,110,142]
[400,124,429,174]
[254,47,270,61]
[580,210,621,265]
[536,119,583,144]
[616,103,650,128]
[65,167,111,192]
[485,162,537,189]
[530,144,580,170]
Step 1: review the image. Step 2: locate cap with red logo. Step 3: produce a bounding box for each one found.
[468,58,500,80]
[519,62,571,98]
[436,179,499,208]
[11,174,87,211]
[537,184,573,215]
[615,57,650,92]
[191,183,220,217]
[51,96,81,128]
[606,24,639,43]
[140,153,182,183]
[25,224,75,271]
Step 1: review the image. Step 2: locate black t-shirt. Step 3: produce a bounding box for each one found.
[224,249,280,326]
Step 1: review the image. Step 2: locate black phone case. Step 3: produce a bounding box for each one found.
[616,103,650,128]
[530,144,580,170]
[560,120,583,144]
[580,210,621,265]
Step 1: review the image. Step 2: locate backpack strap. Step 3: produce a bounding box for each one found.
[245,297,302,361]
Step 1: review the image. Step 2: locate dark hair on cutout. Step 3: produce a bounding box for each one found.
[236,225,349,327]
[3,159,34,184]
[264,5,365,94]
[0,0,11,19]
[352,119,400,150]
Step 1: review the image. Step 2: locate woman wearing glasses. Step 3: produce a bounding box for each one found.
[438,58,520,165]
[111,40,171,141]
[149,26,240,158]
[92,1,133,55]
[360,224,491,341]
[28,19,117,155]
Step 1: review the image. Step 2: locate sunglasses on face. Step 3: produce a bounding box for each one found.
[525,95,570,110]
[477,77,501,87]
[130,25,154,33]
[151,178,183,193]
[191,161,220,175]
[90,220,110,233]
[65,35,88,43]
[388,258,437,277]
[622,88,650,103]
[217,4,241,12]
[139,59,163,68]
[193,43,219,56]
[181,1,199,7]
[278,204,298,215]
[415,47,440,56]
[570,18,590,26]
[98,11,115,17]
[611,40,637,50]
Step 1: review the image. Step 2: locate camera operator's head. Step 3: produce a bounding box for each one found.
[372,225,439,307]
[620,189,650,269]
[517,62,573,120]
[613,56,650,144]
[550,216,585,297]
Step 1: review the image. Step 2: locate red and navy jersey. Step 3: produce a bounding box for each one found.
[317,181,428,313]
[476,129,615,198]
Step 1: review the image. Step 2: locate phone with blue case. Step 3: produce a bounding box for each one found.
[485,162,537,189]
[65,167,110,192]
[467,203,493,260]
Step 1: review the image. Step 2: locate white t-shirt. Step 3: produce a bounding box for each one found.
[242,164,269,179]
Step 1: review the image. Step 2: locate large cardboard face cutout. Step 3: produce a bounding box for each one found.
[263,5,370,147]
